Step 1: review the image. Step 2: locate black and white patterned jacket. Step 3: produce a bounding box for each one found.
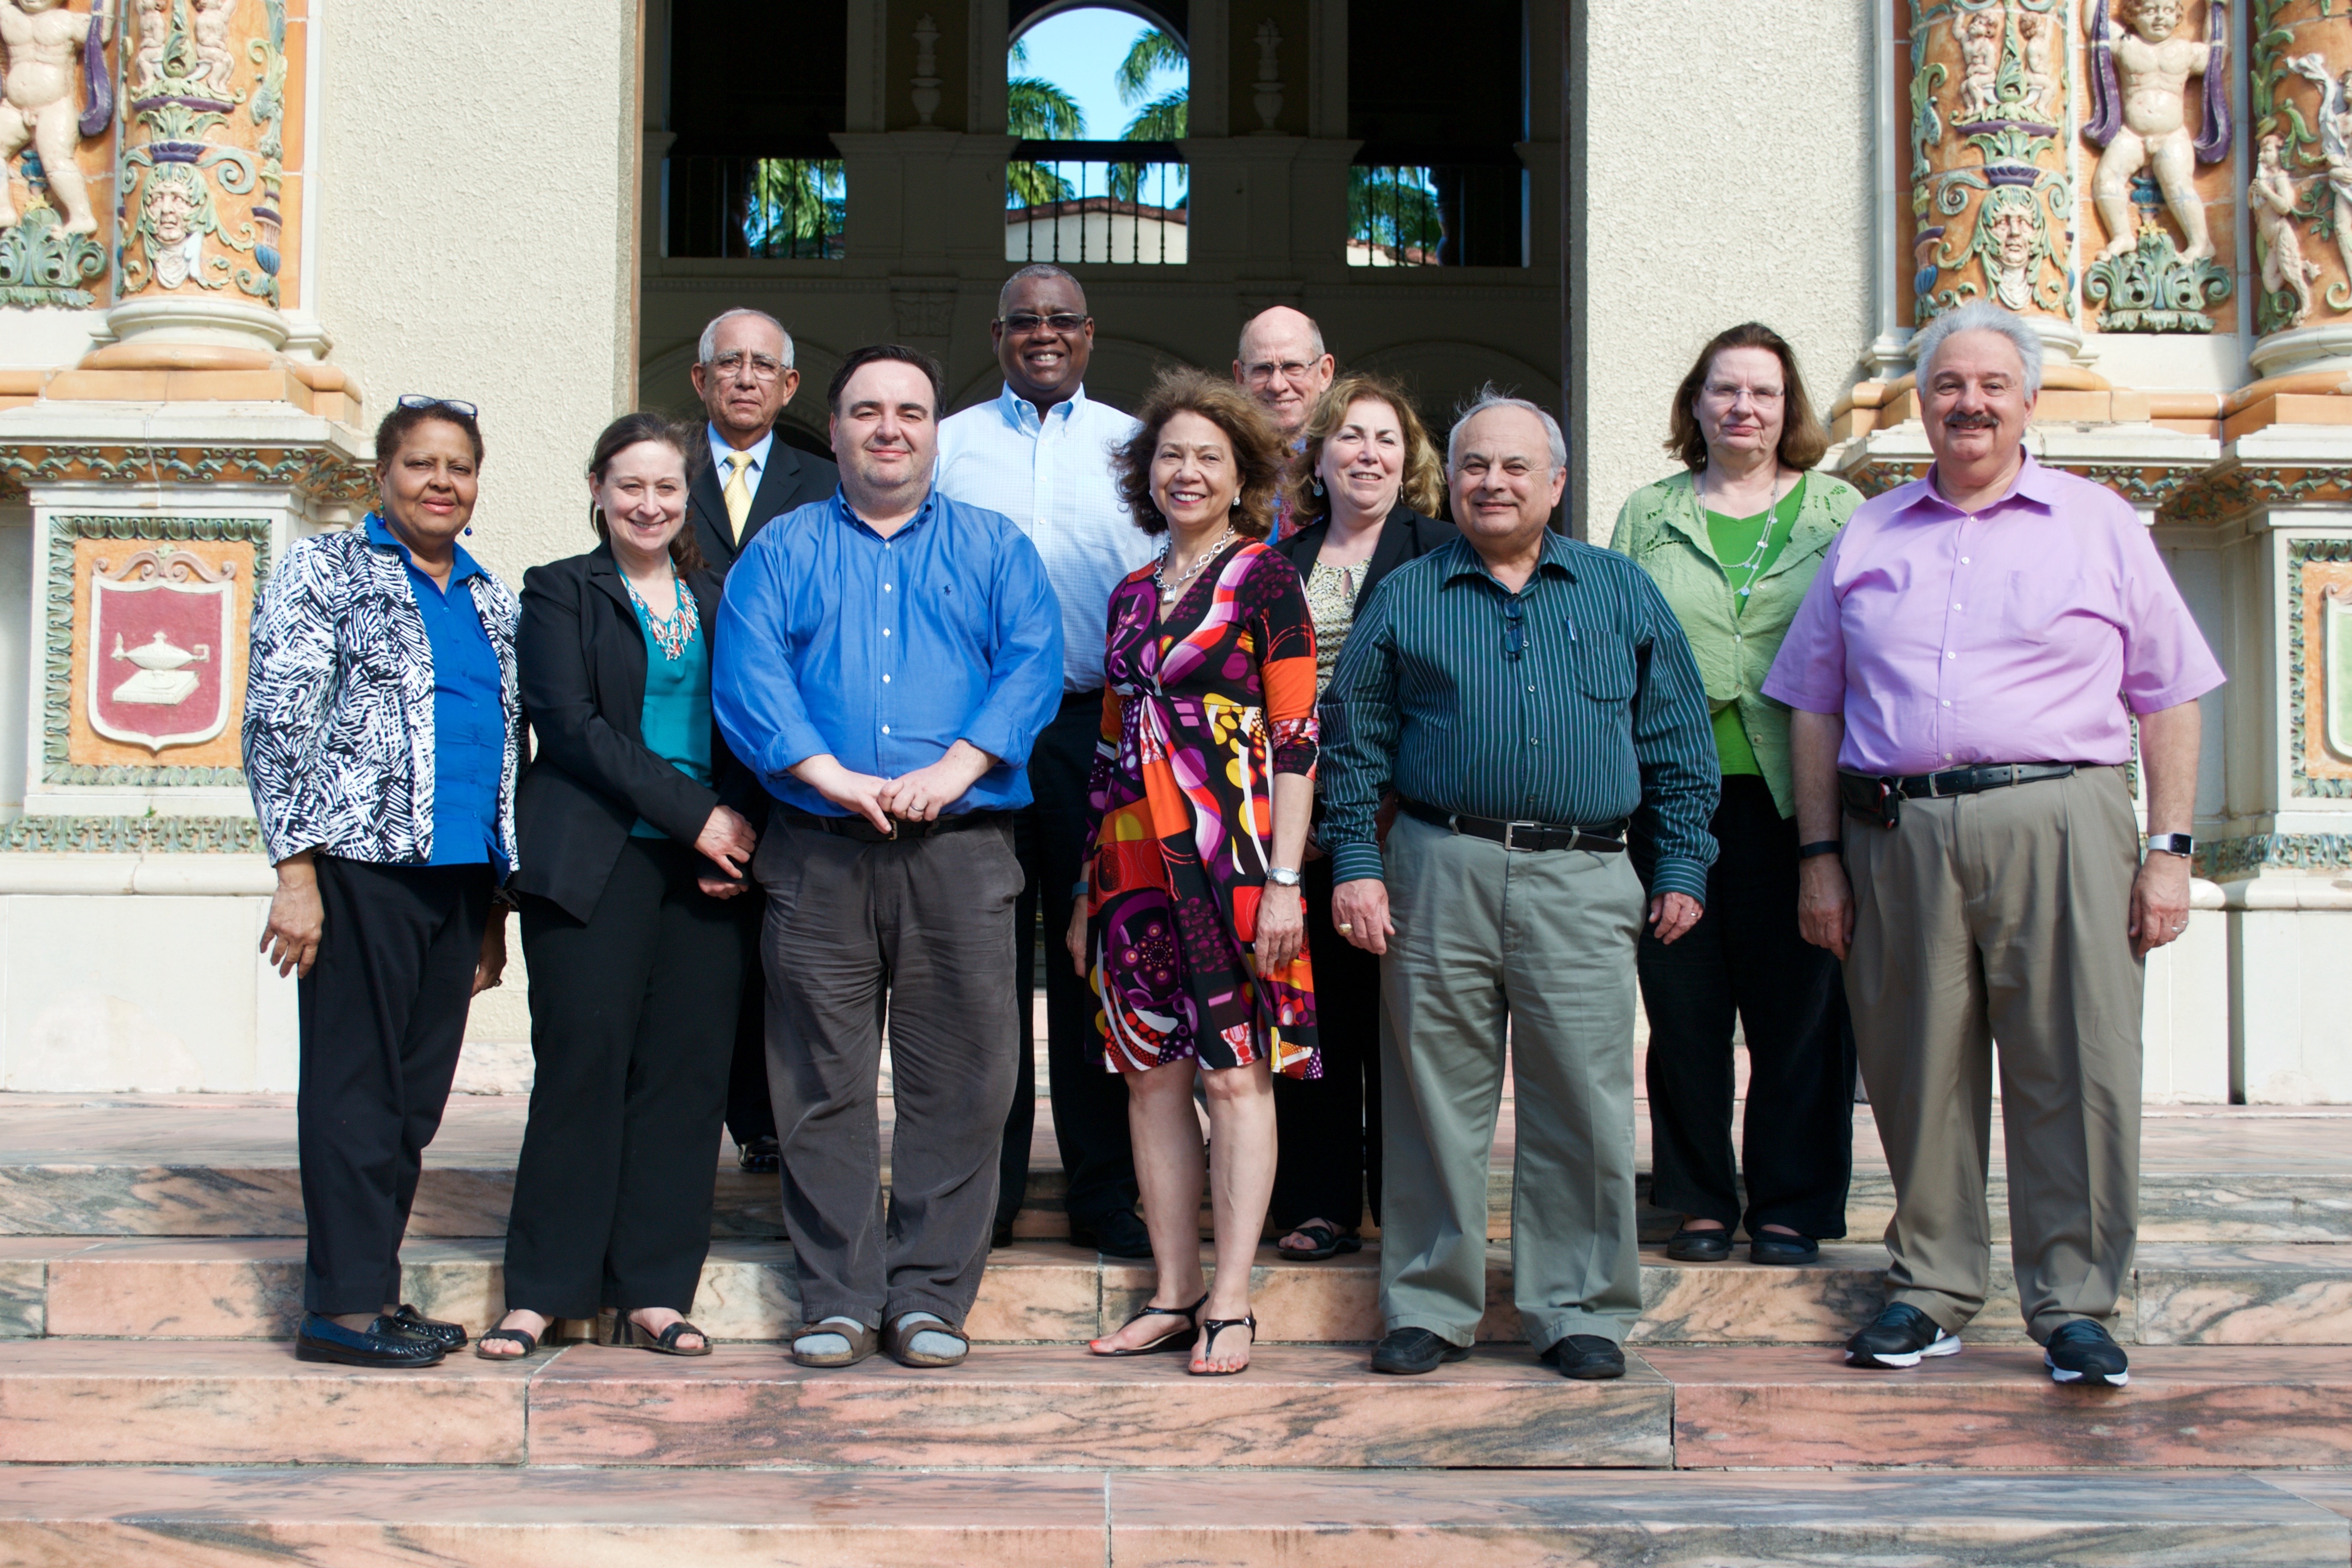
[242,523,521,874]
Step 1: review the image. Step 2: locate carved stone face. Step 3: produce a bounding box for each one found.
[146,180,193,246]
[2261,135,2286,174]
[2129,0,2183,43]
[1990,204,2037,270]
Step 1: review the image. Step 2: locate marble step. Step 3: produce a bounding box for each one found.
[3,1338,2350,1473]
[0,1339,1672,1469]
[0,1466,2343,1568]
[13,1236,2352,1349]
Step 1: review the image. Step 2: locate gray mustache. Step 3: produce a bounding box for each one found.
[1944,413,2000,429]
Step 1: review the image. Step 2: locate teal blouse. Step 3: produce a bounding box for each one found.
[627,595,714,839]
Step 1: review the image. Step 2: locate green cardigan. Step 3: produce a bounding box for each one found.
[1607,469,1862,818]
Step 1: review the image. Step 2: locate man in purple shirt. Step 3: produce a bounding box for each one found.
[1763,301,2223,1389]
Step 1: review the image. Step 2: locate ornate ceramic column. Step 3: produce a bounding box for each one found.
[108,0,302,350]
[2247,0,2352,373]
[1905,0,2082,359]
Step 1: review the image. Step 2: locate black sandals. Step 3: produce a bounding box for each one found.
[1188,1313,1258,1377]
[1090,1291,1209,1357]
[1276,1221,1363,1261]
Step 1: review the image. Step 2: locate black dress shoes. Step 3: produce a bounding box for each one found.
[295,1311,446,1368]
[1540,1334,1627,1380]
[389,1303,468,1350]
[1665,1227,1733,1263]
[1749,1233,1820,1266]
[1073,1210,1156,1260]
[1370,1327,1470,1375]
[737,1135,782,1174]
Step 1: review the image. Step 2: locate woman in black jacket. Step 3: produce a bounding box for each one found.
[478,412,764,1360]
[1269,373,1455,1261]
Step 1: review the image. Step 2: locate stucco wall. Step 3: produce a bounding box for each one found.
[1575,1,1878,541]
[314,0,639,584]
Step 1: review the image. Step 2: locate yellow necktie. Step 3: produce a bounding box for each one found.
[723,451,754,542]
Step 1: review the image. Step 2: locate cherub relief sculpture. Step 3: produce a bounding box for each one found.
[2288,54,2352,304]
[130,0,165,89]
[1957,7,2005,122]
[2017,9,2061,122]
[0,0,112,236]
[2251,133,2319,329]
[2085,0,2231,262]
[188,0,232,94]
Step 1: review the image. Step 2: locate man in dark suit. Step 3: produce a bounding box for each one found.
[687,307,839,1170]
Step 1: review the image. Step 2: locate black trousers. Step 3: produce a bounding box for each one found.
[723,891,776,1149]
[298,857,494,1313]
[1270,855,1382,1233]
[505,839,746,1315]
[1632,773,1856,1239]
[997,690,1137,1236]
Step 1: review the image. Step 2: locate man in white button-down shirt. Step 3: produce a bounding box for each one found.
[937,264,1155,1260]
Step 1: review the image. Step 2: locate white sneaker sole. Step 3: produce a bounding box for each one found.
[2047,1357,2129,1387]
[1846,1331,1962,1369]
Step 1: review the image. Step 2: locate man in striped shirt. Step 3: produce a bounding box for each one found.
[1321,392,1720,1381]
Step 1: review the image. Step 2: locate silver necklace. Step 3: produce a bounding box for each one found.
[1699,467,1791,599]
[1155,525,1237,602]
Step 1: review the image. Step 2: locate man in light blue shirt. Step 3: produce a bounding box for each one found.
[715,343,1062,1371]
[936,264,1156,1261]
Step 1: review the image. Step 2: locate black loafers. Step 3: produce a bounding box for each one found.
[389,1303,468,1349]
[1540,1333,1626,1380]
[1665,1227,1733,1263]
[1749,1233,1820,1266]
[295,1311,446,1368]
[1370,1327,1470,1375]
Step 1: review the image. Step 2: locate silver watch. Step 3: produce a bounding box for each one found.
[1266,865,1303,887]
[2146,832,2194,859]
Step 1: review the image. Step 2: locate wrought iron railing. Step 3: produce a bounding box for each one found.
[1007,141,1186,265]
[1349,161,1525,267]
[666,157,846,259]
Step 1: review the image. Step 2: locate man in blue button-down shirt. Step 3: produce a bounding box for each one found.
[715,344,1063,1371]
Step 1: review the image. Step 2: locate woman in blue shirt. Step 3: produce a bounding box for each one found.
[246,396,520,1369]
[477,413,764,1360]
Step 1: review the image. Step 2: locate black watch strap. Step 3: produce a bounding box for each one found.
[1798,840,1843,860]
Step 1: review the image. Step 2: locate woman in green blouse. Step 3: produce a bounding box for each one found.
[1609,322,1859,1268]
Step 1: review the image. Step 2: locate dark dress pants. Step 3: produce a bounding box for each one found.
[996,691,1137,1238]
[762,815,1024,1327]
[504,839,746,1314]
[298,857,494,1314]
[1631,773,1856,1239]
[723,896,776,1149]
[1270,854,1382,1233]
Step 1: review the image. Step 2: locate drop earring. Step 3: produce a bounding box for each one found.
[1310,477,1324,497]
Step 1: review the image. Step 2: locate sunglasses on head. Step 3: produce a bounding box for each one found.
[397,394,480,419]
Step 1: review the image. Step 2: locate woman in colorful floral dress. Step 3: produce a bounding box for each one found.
[1067,368,1319,1376]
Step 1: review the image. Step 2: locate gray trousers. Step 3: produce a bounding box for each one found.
[757,815,1024,1329]
[1844,765,2144,1342]
[1378,813,1646,1349]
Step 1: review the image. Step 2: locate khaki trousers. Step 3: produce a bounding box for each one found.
[1844,765,2144,1342]
[1377,813,1646,1349]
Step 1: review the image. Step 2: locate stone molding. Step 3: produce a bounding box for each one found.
[0,849,274,893]
[2288,537,2352,798]
[0,443,372,503]
[0,814,263,856]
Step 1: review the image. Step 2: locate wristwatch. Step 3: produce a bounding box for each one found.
[1266,865,1303,887]
[2146,832,2194,859]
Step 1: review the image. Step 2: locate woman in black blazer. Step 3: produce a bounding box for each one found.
[1270,374,1456,1261]
[478,412,764,1360]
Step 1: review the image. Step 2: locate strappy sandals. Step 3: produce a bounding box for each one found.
[1275,1221,1363,1261]
[474,1314,543,1362]
[1089,1291,1209,1357]
[1189,1312,1257,1377]
[613,1314,713,1357]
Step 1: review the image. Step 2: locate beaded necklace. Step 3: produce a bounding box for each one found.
[624,569,699,662]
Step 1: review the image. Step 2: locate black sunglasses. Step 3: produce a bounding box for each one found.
[994,312,1089,334]
[398,393,480,419]
[1502,598,1528,662]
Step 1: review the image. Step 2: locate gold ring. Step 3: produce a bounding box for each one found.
[1337,922,1353,933]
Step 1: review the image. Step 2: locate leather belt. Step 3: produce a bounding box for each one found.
[775,805,1005,845]
[1838,764,2075,829]
[1400,797,1628,854]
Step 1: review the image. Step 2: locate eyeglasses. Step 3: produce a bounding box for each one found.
[1243,360,1317,386]
[398,394,479,418]
[1702,383,1785,406]
[1502,598,1527,662]
[706,352,787,382]
[996,312,1089,335]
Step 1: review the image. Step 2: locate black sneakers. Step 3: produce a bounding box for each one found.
[2044,1319,2130,1387]
[1844,1302,1962,1368]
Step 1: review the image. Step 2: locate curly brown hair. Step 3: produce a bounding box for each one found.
[1663,321,1829,473]
[1113,367,1286,539]
[1283,374,1446,531]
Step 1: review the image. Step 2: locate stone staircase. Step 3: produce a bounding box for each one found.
[0,1093,2346,1563]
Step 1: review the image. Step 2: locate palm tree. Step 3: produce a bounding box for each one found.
[1113,29,1188,204]
[744,159,846,258]
[1349,165,1444,264]
[1007,40,1084,209]
[1116,28,1186,105]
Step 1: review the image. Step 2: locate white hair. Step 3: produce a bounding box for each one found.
[697,308,794,368]
[1912,301,2042,398]
[1447,385,1569,475]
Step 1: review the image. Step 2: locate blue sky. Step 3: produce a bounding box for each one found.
[1013,6,1186,141]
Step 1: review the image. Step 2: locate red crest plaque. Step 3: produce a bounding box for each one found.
[85,546,237,755]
